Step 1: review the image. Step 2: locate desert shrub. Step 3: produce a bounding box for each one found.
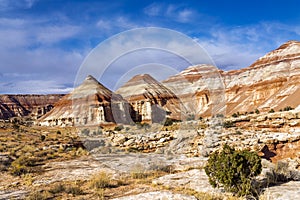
[204,144,262,197]
[255,109,260,114]
[265,161,300,185]
[164,118,174,126]
[130,164,149,179]
[81,128,90,135]
[283,106,293,111]
[65,185,84,195]
[149,163,174,173]
[40,135,46,141]
[114,125,124,131]
[10,155,40,176]
[49,183,66,194]
[26,190,51,200]
[56,130,61,134]
[235,130,242,135]
[232,113,238,118]
[269,109,275,113]
[12,124,20,130]
[90,172,113,189]
[136,122,150,130]
[223,121,235,128]
[216,114,224,118]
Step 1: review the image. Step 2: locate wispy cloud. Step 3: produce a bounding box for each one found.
[144,3,196,23]
[0,80,73,94]
[0,0,38,11]
[0,15,85,94]
[96,16,139,33]
[36,25,81,45]
[195,22,300,70]
[143,2,162,16]
[0,17,81,48]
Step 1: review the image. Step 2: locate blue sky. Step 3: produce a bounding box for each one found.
[1,0,300,93]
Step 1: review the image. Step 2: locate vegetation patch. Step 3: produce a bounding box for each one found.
[205,144,262,197]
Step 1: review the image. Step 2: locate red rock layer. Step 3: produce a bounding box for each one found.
[0,94,64,119]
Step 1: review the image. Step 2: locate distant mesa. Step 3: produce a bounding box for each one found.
[0,94,64,120]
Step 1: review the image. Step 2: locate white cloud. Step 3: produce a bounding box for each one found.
[143,3,162,16]
[96,19,111,30]
[177,9,194,23]
[24,0,37,8]
[144,3,196,23]
[96,16,139,32]
[0,16,85,94]
[0,17,81,48]
[0,80,73,94]
[36,25,80,44]
[0,0,38,11]
[198,40,262,70]
[193,22,300,70]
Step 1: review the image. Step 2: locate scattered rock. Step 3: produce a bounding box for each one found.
[261,181,300,200]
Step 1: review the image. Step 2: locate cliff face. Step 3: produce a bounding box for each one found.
[38,75,131,126]
[163,64,225,117]
[223,40,300,114]
[163,41,300,116]
[115,74,183,122]
[0,94,64,119]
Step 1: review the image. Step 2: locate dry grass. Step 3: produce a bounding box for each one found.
[89,172,115,189]
[0,122,88,177]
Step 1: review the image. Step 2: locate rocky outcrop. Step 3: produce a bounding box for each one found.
[223,41,300,115]
[0,94,63,119]
[106,131,175,152]
[38,75,131,126]
[163,65,225,118]
[163,40,300,117]
[116,74,183,123]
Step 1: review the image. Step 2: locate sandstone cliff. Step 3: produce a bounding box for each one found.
[163,64,225,118]
[0,94,64,119]
[115,74,183,123]
[223,40,300,115]
[38,75,130,126]
[163,40,300,117]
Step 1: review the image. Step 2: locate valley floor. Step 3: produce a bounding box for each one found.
[1,112,300,199]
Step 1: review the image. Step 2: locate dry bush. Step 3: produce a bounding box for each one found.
[26,190,51,200]
[90,172,114,189]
